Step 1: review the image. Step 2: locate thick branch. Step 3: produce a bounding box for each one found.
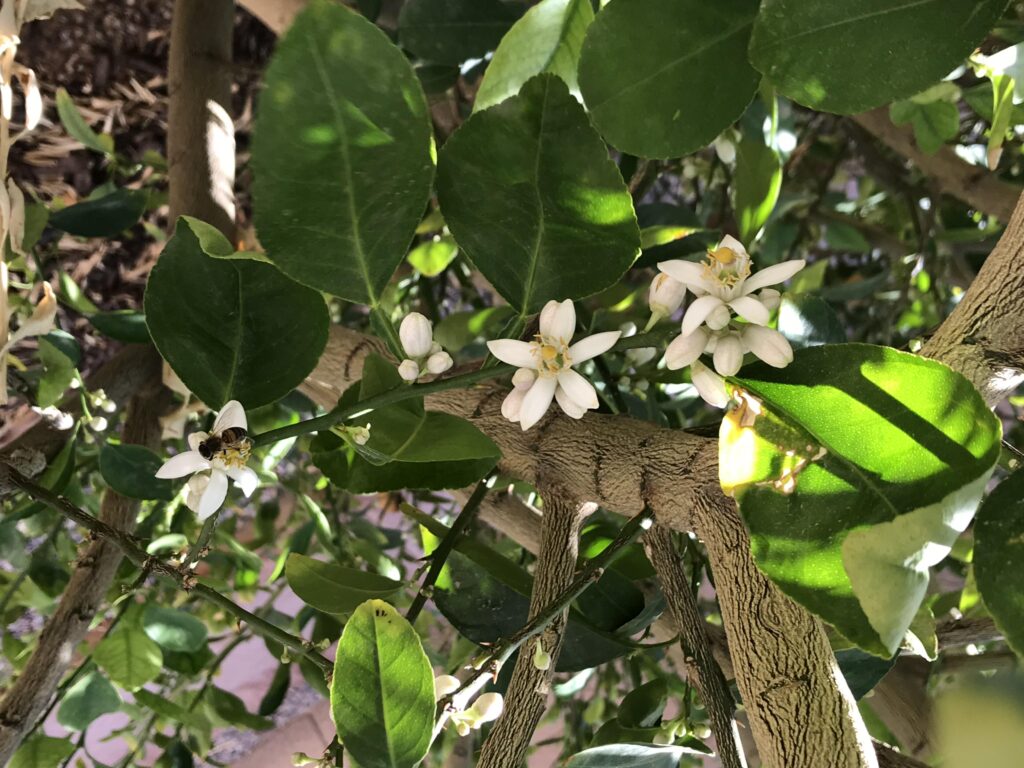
[852,107,1020,221]
[645,524,746,768]
[477,496,594,768]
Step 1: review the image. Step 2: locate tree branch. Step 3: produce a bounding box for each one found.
[644,524,747,768]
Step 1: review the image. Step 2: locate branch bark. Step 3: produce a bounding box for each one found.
[852,107,1021,222]
[476,496,595,768]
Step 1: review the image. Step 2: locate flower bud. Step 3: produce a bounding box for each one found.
[511,367,536,390]
[758,288,781,312]
[705,303,731,331]
[712,332,744,377]
[713,135,736,164]
[663,327,708,370]
[399,312,433,358]
[648,273,686,318]
[350,425,370,446]
[426,351,453,374]
[398,359,420,382]
[468,692,504,725]
[653,726,677,746]
[742,324,793,368]
[88,416,108,432]
[532,640,551,671]
[691,360,730,409]
[693,724,712,739]
[434,674,461,700]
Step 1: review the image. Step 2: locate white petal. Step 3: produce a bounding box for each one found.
[759,288,781,312]
[717,235,749,258]
[398,359,420,382]
[185,474,210,513]
[197,469,228,521]
[156,451,209,479]
[469,693,503,724]
[519,376,557,431]
[512,367,536,390]
[187,431,209,452]
[705,303,731,330]
[568,331,620,364]
[542,299,576,342]
[501,388,527,422]
[213,400,247,433]
[538,300,559,335]
[713,333,744,377]
[227,466,259,497]
[555,385,587,419]
[658,259,715,293]
[21,69,40,132]
[680,295,726,336]
[557,368,598,410]
[729,295,771,326]
[426,351,453,374]
[648,273,686,317]
[400,312,433,358]
[434,675,461,700]
[743,325,794,368]
[691,361,730,409]
[742,259,806,293]
[487,339,536,368]
[663,327,708,370]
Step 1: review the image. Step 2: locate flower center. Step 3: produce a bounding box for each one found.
[702,245,751,290]
[533,335,570,375]
[214,441,252,469]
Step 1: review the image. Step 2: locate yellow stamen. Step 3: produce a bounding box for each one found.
[541,345,558,362]
[709,246,736,264]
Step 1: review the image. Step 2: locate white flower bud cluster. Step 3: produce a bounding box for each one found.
[434,675,504,737]
[397,312,453,382]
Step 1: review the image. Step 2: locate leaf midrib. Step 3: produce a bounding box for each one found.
[520,77,553,314]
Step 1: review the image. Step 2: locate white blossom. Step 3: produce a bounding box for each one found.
[397,312,453,380]
[648,273,686,320]
[486,299,620,431]
[155,400,258,521]
[691,360,730,409]
[658,236,803,336]
[448,691,505,737]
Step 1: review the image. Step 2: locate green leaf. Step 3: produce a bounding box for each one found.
[258,662,292,716]
[208,686,273,731]
[155,740,195,768]
[406,236,458,277]
[437,74,639,313]
[475,0,594,112]
[57,671,121,730]
[285,553,403,615]
[93,625,163,690]
[10,736,76,768]
[99,444,176,501]
[835,647,896,699]
[331,600,435,768]
[568,744,703,767]
[749,0,1010,114]
[722,344,1001,655]
[88,310,151,343]
[777,294,845,350]
[55,87,112,155]
[889,98,960,154]
[36,334,77,408]
[617,679,668,728]
[252,0,434,304]
[398,0,520,65]
[974,470,1024,659]
[731,137,782,242]
[143,605,208,652]
[133,689,208,731]
[145,217,329,409]
[577,0,761,158]
[987,72,1015,169]
[50,188,147,237]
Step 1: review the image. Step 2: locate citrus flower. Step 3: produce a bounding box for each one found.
[397,312,453,381]
[657,235,804,336]
[449,692,504,737]
[487,299,620,431]
[155,400,258,520]
[648,273,686,321]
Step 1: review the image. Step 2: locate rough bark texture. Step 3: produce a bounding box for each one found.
[167,0,235,234]
[852,108,1021,222]
[476,496,594,768]
[645,524,747,768]
[0,361,167,763]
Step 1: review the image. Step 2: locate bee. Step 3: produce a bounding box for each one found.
[198,426,250,461]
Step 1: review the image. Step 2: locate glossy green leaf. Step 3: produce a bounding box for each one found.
[398,0,520,65]
[252,0,434,304]
[974,470,1024,659]
[732,137,782,242]
[10,736,76,768]
[258,662,292,716]
[285,553,404,615]
[889,99,960,155]
[749,0,1009,114]
[777,294,845,350]
[617,679,668,728]
[331,600,434,768]
[55,87,112,155]
[99,444,175,501]
[578,0,760,158]
[145,217,329,409]
[835,648,896,699]
[568,744,704,767]
[93,625,163,691]
[143,606,208,653]
[438,74,639,313]
[406,236,458,277]
[475,0,594,111]
[723,344,1001,655]
[88,310,150,343]
[208,687,273,731]
[57,671,121,730]
[50,188,147,237]
[36,335,76,408]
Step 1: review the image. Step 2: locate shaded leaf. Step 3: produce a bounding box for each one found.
[399,0,520,65]
[286,553,404,615]
[50,188,147,237]
[99,444,175,501]
[143,606,208,653]
[57,671,121,731]
[975,470,1024,659]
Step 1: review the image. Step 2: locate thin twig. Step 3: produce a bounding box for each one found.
[0,461,334,677]
[406,477,492,624]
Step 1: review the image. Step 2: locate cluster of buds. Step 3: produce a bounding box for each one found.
[434,674,504,736]
[653,236,804,407]
[397,312,453,382]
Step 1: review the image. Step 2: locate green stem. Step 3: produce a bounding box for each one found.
[0,461,334,678]
[406,477,492,624]
[370,305,405,360]
[252,328,677,447]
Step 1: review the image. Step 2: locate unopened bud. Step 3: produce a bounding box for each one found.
[399,312,433,358]
[426,350,453,374]
[398,359,420,382]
